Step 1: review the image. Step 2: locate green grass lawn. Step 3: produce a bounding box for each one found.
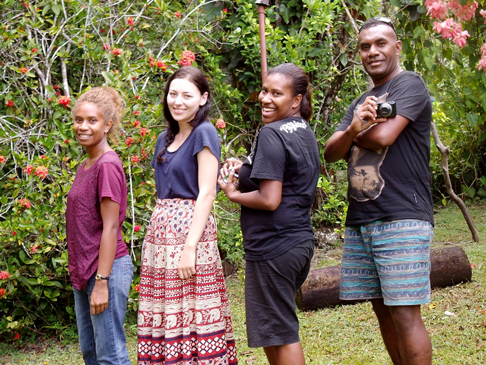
[1,203,486,364]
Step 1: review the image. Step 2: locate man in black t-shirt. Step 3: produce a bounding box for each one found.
[325,17,433,364]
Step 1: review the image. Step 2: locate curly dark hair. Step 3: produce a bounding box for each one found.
[267,63,313,121]
[157,66,211,162]
[72,87,124,141]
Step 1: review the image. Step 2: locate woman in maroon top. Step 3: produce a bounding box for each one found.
[66,87,133,365]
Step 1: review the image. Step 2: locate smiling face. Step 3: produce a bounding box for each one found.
[358,24,402,86]
[73,102,112,150]
[166,77,208,127]
[258,73,302,124]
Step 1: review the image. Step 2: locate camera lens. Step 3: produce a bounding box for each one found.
[379,103,392,117]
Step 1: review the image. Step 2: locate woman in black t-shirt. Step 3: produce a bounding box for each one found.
[219,63,320,365]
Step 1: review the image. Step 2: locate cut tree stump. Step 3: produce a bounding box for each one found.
[296,246,472,311]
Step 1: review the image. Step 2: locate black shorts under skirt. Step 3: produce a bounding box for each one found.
[245,239,315,348]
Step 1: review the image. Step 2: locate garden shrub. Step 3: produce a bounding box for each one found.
[0,0,234,341]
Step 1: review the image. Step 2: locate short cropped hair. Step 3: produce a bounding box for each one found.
[359,17,397,38]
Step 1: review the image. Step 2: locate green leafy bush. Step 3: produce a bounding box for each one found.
[312,173,348,233]
[0,0,233,341]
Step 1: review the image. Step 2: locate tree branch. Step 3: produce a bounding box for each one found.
[431,121,479,242]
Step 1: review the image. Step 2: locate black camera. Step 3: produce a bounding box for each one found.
[376,101,396,118]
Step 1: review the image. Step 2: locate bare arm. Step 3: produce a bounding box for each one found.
[90,197,119,315]
[218,171,283,211]
[354,114,410,150]
[178,147,218,280]
[324,96,392,162]
[324,128,359,163]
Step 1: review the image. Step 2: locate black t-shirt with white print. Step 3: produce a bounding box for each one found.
[239,116,320,261]
[336,71,434,226]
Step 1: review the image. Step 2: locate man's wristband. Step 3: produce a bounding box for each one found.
[354,105,366,124]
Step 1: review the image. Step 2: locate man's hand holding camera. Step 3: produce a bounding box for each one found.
[351,96,392,137]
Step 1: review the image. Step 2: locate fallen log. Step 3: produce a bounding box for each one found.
[296,246,472,311]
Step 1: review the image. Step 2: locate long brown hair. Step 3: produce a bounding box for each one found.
[157,66,211,162]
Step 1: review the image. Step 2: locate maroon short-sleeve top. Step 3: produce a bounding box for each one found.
[66,151,129,290]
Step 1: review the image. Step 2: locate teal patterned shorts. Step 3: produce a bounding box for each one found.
[340,219,433,306]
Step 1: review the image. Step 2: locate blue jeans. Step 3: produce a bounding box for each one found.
[73,255,134,365]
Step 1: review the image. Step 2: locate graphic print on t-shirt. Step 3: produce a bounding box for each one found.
[348,92,390,202]
[348,146,387,202]
[279,119,307,134]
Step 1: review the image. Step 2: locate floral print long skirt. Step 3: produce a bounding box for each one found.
[137,199,238,365]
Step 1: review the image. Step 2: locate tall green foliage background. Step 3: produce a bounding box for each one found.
[1,0,486,341]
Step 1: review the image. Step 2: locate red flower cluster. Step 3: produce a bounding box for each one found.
[126,17,134,26]
[131,155,140,164]
[0,288,5,297]
[103,44,110,51]
[19,67,28,74]
[58,96,71,108]
[425,0,476,49]
[24,165,34,175]
[111,48,123,56]
[0,271,10,280]
[148,56,156,67]
[175,11,182,18]
[215,118,226,129]
[135,284,140,292]
[19,198,31,209]
[448,0,478,21]
[178,50,196,66]
[35,165,48,179]
[0,155,5,164]
[141,147,149,160]
[5,100,14,107]
[134,225,141,232]
[156,60,168,70]
[139,128,149,136]
[125,137,134,147]
[425,0,449,19]
[133,120,141,127]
